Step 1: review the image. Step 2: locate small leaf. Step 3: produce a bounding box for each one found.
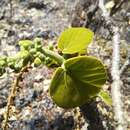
[58,27,93,54]
[16,50,31,66]
[34,38,42,45]
[0,60,6,67]
[19,40,33,50]
[15,59,24,70]
[98,91,112,106]
[0,56,7,67]
[30,48,37,55]
[50,56,107,108]
[34,57,42,67]
[7,57,16,69]
[45,57,54,67]
[34,38,42,51]
[0,56,7,61]
[35,44,42,51]
[48,43,54,50]
[38,53,46,61]
[16,50,30,59]
[35,51,42,58]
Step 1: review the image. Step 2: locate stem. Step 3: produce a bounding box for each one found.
[42,48,65,65]
[111,27,126,130]
[2,66,28,130]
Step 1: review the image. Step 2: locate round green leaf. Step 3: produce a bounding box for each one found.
[34,57,42,67]
[58,28,94,54]
[50,56,107,108]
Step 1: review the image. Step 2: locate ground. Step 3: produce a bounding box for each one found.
[0,0,130,130]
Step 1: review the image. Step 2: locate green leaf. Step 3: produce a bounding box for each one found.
[16,50,31,66]
[0,56,7,61]
[0,60,6,67]
[38,53,45,61]
[7,57,16,69]
[16,50,30,59]
[98,91,112,106]
[34,51,42,58]
[34,38,42,45]
[50,56,107,108]
[58,28,94,54]
[34,57,42,67]
[19,40,33,50]
[14,59,24,71]
[30,48,37,55]
[48,43,54,50]
[34,38,42,51]
[0,56,7,67]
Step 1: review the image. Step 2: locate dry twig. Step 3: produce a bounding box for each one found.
[2,66,28,130]
[99,0,126,130]
[110,0,126,16]
[120,58,130,76]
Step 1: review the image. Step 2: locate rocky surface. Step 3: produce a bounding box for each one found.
[0,0,88,130]
[0,0,130,130]
[0,0,76,56]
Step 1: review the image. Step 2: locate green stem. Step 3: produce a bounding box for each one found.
[42,48,65,65]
